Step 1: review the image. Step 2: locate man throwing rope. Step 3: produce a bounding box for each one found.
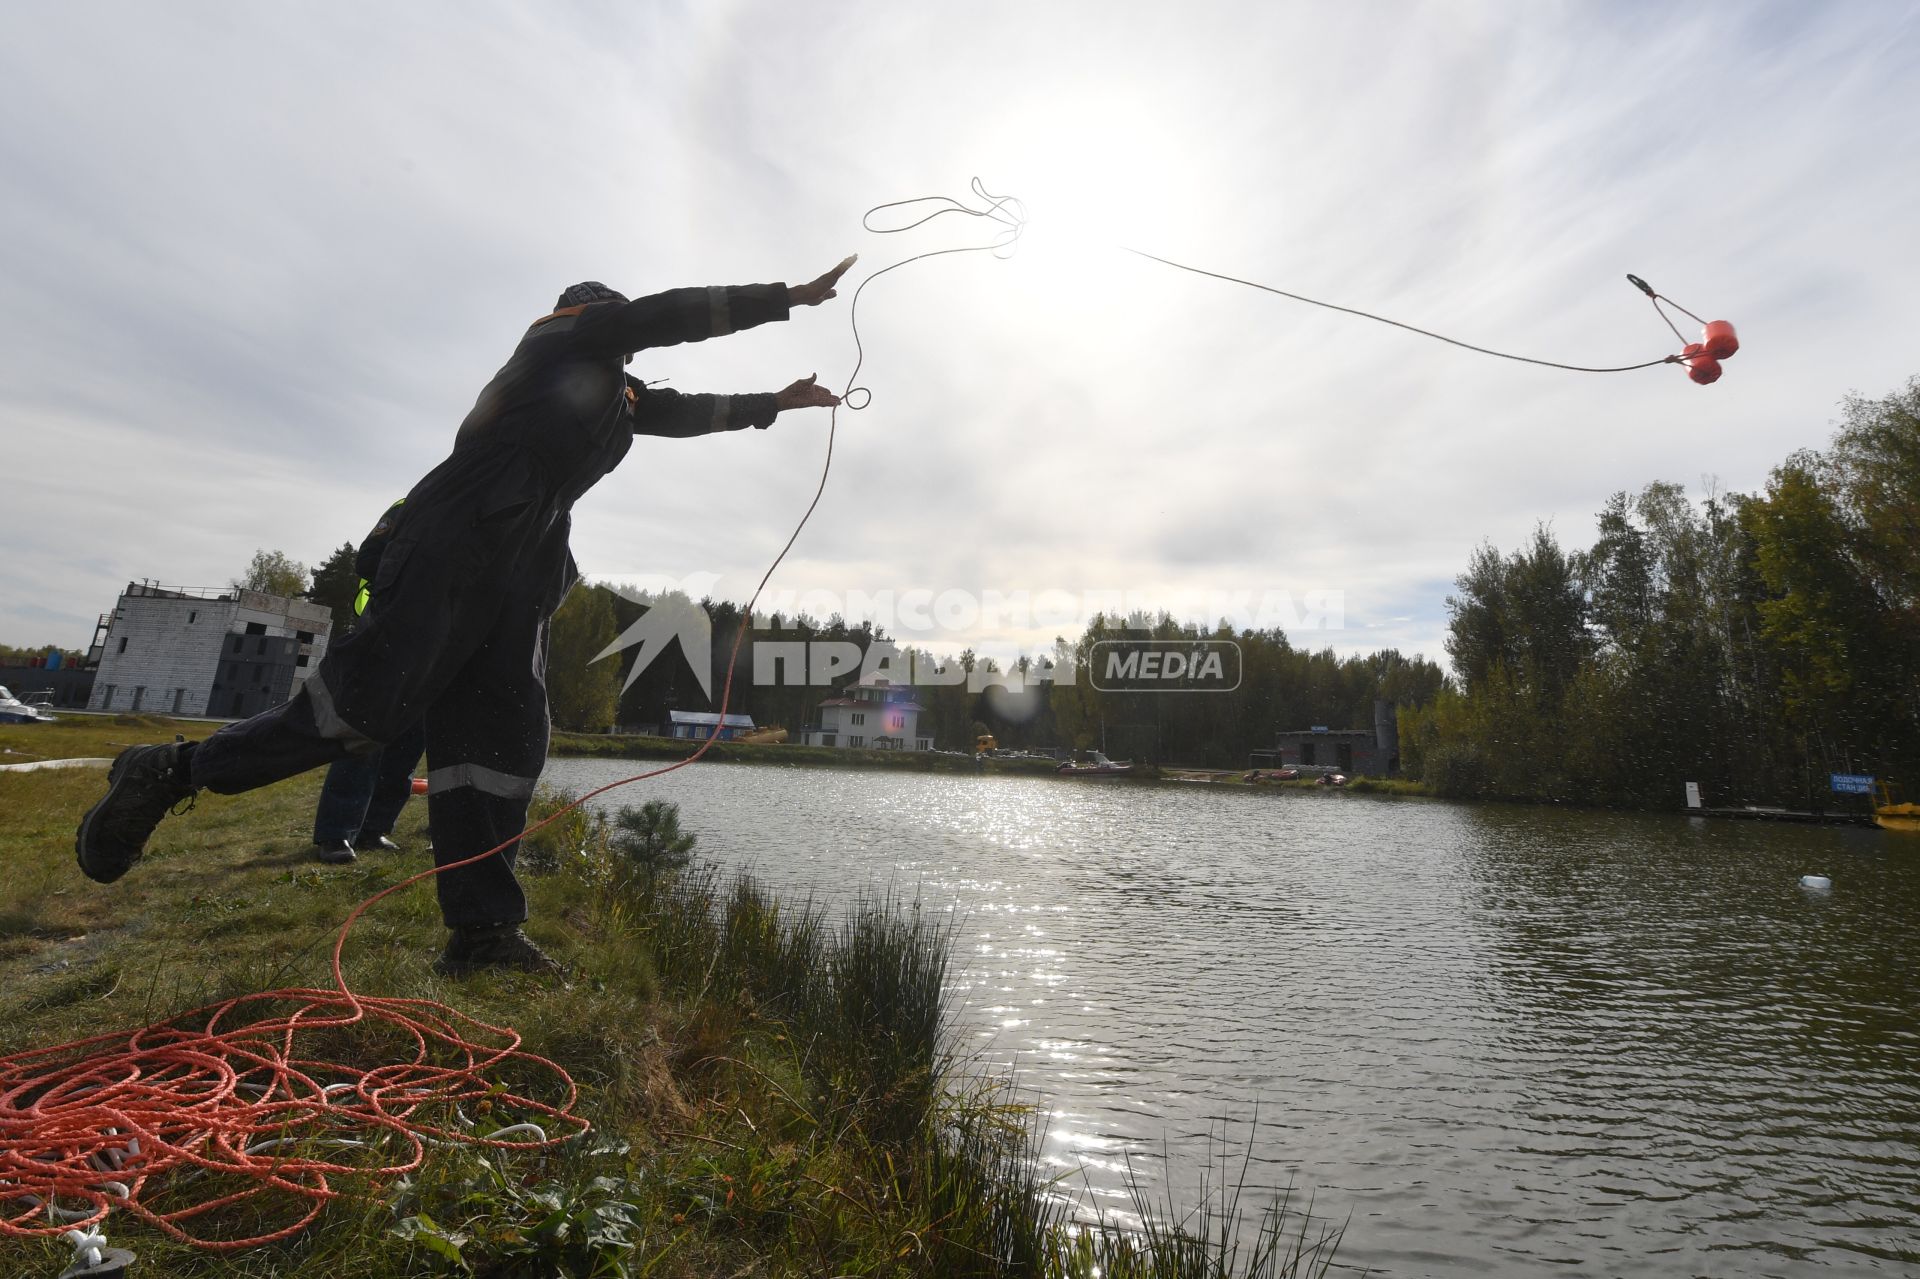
[75,258,854,974]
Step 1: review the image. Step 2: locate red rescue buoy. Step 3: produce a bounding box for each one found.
[1701,320,1739,360]
[411,776,428,795]
[1681,343,1722,385]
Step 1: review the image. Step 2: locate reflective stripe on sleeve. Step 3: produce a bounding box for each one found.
[707,286,733,337]
[709,395,733,433]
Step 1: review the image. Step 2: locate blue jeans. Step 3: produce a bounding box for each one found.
[312,722,427,844]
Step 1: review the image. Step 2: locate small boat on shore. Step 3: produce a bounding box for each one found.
[0,686,58,724]
[1058,751,1133,777]
[1878,805,1920,832]
[1876,783,1920,833]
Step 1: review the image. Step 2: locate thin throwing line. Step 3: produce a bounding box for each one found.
[1123,247,1680,373]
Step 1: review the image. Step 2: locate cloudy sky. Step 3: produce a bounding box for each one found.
[3,1,1915,671]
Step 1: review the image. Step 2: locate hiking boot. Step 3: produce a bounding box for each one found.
[354,834,401,852]
[75,741,195,884]
[434,924,563,977]
[313,840,357,865]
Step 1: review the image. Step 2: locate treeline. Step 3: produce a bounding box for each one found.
[546,588,1446,768]
[1403,377,1920,808]
[0,643,83,666]
[547,375,1917,801]
[1045,616,1443,766]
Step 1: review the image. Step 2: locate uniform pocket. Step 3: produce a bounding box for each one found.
[470,465,547,537]
[475,494,536,527]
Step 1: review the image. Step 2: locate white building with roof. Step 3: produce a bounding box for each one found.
[802,675,931,750]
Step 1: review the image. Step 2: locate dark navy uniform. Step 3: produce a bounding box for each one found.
[190,282,791,929]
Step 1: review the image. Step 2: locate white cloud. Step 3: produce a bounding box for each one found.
[3,1,1916,673]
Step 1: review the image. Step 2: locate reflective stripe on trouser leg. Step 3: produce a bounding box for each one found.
[427,762,539,799]
[185,680,354,795]
[304,670,379,753]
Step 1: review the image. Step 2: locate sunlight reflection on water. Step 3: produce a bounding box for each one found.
[547,758,1920,1279]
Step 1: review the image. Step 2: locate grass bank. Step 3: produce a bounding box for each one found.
[2,717,1340,1277]
[1162,768,1435,798]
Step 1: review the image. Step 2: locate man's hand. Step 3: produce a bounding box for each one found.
[774,374,842,412]
[788,255,857,307]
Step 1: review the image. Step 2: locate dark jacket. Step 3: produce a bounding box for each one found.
[452,282,792,509]
[358,282,792,616]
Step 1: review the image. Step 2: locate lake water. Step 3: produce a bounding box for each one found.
[542,758,1920,1278]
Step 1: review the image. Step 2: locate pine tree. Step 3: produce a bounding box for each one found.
[307,542,360,635]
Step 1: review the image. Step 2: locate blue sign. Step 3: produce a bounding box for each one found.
[1830,773,1874,794]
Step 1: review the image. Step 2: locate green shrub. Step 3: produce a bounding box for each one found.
[518,786,607,876]
[1423,742,1491,799]
[608,798,697,873]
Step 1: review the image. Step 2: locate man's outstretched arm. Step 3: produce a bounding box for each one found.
[629,374,842,439]
[576,257,856,359]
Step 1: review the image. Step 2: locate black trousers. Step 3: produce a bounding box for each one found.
[191,448,573,930]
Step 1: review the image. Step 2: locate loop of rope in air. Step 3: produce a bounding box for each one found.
[841,177,1028,409]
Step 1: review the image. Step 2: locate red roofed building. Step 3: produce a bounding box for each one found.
[803,675,931,750]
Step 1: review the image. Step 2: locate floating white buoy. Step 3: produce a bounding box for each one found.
[1800,875,1832,890]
